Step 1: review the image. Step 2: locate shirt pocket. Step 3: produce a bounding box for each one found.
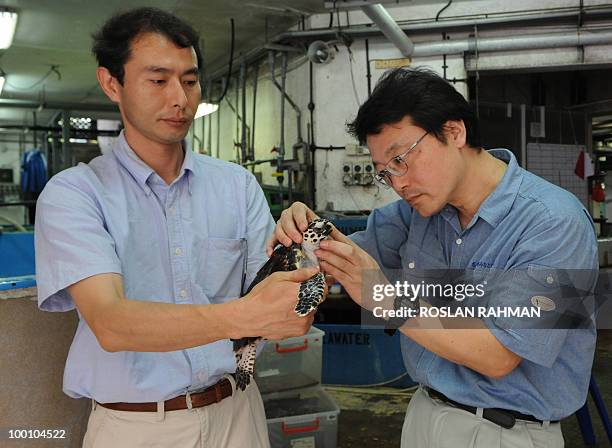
[199,238,246,303]
[524,263,592,330]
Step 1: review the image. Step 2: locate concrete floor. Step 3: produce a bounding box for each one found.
[326,330,612,448]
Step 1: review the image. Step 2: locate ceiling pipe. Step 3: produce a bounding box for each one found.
[207,7,612,81]
[411,29,612,57]
[360,3,414,57]
[284,7,612,40]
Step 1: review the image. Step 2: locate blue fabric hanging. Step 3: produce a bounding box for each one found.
[20,148,48,194]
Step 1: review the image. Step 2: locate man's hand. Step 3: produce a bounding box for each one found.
[315,231,385,309]
[232,266,320,340]
[267,202,319,256]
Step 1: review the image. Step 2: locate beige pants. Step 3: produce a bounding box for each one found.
[402,387,564,448]
[82,376,270,448]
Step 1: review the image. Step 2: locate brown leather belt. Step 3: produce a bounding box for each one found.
[97,378,233,412]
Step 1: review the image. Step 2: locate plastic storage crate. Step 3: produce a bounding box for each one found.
[264,386,339,448]
[255,326,324,394]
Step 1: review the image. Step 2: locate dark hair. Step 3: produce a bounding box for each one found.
[347,67,481,149]
[92,7,202,85]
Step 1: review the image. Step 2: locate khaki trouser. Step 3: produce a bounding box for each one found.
[402,387,564,448]
[83,376,270,448]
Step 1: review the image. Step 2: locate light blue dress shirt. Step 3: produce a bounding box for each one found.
[35,131,274,403]
[351,149,598,421]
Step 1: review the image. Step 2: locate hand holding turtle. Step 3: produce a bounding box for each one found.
[267,201,319,256]
[234,267,317,341]
[315,231,385,310]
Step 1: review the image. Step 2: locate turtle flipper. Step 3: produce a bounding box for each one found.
[295,272,327,317]
[235,341,259,391]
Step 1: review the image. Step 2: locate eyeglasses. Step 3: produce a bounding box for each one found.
[374,131,429,189]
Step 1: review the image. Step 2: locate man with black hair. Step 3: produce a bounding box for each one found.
[271,67,597,447]
[35,7,316,447]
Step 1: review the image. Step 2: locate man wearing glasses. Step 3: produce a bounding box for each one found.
[269,67,597,447]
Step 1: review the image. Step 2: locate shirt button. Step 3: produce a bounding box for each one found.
[175,247,182,256]
[180,289,188,298]
[456,238,462,245]
[408,262,415,269]
[546,275,554,284]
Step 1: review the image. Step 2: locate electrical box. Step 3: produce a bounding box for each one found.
[345,143,367,156]
[342,162,353,186]
[341,159,375,187]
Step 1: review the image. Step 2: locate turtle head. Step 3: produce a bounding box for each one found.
[303,218,333,246]
[301,218,333,267]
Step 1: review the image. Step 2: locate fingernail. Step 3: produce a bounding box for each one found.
[320,241,328,248]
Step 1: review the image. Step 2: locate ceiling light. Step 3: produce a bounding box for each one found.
[195,102,219,119]
[0,75,5,96]
[0,10,18,50]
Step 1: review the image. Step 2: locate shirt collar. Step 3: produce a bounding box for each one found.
[112,130,195,196]
[474,148,523,228]
[438,148,522,229]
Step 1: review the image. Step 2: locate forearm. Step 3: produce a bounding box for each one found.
[400,317,521,378]
[97,299,240,352]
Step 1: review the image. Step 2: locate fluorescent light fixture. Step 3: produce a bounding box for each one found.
[0,10,18,50]
[195,102,219,119]
[0,75,5,96]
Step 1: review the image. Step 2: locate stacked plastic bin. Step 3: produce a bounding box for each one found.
[255,326,340,448]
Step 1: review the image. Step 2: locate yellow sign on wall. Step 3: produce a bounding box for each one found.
[374,58,412,69]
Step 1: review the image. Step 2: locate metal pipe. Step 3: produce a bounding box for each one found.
[240,60,247,163]
[308,62,316,210]
[414,29,612,57]
[361,4,414,57]
[0,98,118,112]
[250,60,259,162]
[61,110,70,169]
[241,158,276,168]
[365,39,372,97]
[32,111,37,148]
[279,52,287,162]
[0,125,119,136]
[280,7,612,41]
[266,52,303,143]
[207,8,612,82]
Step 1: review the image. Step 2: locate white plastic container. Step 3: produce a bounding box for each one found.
[264,386,340,448]
[255,326,324,394]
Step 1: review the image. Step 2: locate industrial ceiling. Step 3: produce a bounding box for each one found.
[0,0,327,127]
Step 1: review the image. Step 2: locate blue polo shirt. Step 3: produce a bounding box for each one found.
[35,131,275,403]
[351,149,598,421]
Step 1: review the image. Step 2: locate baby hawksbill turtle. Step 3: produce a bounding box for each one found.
[232,218,333,391]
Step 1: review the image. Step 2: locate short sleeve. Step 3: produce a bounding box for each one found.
[349,200,412,279]
[35,171,122,312]
[482,212,598,367]
[243,172,275,287]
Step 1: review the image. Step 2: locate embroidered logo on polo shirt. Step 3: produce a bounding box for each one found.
[471,261,493,269]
